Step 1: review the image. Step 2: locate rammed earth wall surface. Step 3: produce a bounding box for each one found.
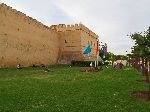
[0,3,98,67]
[0,4,60,67]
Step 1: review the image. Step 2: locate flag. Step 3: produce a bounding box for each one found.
[83,45,91,54]
[96,40,99,55]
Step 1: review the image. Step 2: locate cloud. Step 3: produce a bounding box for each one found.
[0,0,75,25]
[1,0,150,55]
[52,0,150,54]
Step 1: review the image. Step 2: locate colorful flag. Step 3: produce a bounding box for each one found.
[96,40,99,55]
[96,40,99,67]
[83,45,92,54]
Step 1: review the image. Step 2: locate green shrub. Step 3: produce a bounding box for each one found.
[71,61,109,67]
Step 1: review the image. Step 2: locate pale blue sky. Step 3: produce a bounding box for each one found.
[1,0,150,55]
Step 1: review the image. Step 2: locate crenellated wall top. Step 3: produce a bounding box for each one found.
[0,3,98,38]
[0,3,51,30]
[50,23,98,38]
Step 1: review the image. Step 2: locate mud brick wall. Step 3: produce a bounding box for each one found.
[0,4,60,67]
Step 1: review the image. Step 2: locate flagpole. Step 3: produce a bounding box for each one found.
[97,52,98,67]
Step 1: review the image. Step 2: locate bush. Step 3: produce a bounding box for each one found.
[71,61,109,67]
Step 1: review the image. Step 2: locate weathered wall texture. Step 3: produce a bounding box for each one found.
[50,24,82,64]
[58,30,82,64]
[80,24,98,58]
[0,3,99,67]
[0,4,60,67]
[50,24,98,63]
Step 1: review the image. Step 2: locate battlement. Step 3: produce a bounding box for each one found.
[50,24,80,31]
[79,24,98,39]
[0,3,98,38]
[50,23,98,38]
[0,3,50,31]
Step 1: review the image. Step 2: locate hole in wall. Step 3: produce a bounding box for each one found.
[4,33,7,36]
[65,40,67,43]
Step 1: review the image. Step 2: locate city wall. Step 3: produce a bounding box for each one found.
[0,3,99,67]
[50,24,98,63]
[0,4,60,67]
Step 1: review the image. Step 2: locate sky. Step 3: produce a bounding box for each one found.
[1,0,150,55]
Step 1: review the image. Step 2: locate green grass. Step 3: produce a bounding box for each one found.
[0,66,150,112]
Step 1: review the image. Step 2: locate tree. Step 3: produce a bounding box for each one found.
[107,52,116,65]
[99,43,108,61]
[129,27,150,100]
[126,54,132,67]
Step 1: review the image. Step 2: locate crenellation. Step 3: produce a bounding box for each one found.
[71,24,74,27]
[58,24,61,28]
[50,25,57,30]
[49,23,98,38]
[61,24,66,28]
[12,8,17,12]
[75,24,78,27]
[50,23,81,32]
[8,6,11,10]
[80,23,98,38]
[67,25,71,27]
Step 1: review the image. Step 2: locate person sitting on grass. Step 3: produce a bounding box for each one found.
[114,62,124,69]
[113,61,117,68]
[119,62,124,69]
[114,63,120,69]
[90,62,93,67]
[16,64,22,69]
[44,66,49,72]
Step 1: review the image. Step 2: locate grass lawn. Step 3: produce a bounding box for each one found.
[0,65,150,112]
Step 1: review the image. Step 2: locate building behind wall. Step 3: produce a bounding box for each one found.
[0,3,99,67]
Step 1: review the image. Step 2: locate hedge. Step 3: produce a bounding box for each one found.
[71,61,109,67]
